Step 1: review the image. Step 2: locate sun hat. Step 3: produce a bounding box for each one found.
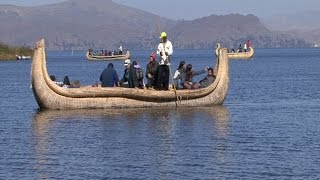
[124,59,131,66]
[159,32,167,38]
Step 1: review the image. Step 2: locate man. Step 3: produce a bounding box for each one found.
[146,52,159,89]
[119,44,123,55]
[119,59,138,88]
[192,67,216,89]
[156,31,173,90]
[100,63,119,87]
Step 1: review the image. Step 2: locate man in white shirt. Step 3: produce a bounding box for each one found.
[119,45,123,55]
[156,31,173,90]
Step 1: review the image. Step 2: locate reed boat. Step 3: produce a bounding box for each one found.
[86,50,130,61]
[215,42,254,59]
[31,39,252,110]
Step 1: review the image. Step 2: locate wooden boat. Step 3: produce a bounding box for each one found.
[31,39,252,110]
[86,50,130,60]
[215,42,254,59]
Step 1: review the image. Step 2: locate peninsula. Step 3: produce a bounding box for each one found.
[0,42,33,60]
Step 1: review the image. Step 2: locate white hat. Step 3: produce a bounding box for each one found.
[124,59,131,66]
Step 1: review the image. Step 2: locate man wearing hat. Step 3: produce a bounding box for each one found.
[119,59,138,88]
[156,31,173,90]
[146,52,159,89]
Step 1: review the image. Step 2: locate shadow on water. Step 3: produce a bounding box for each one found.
[31,106,230,179]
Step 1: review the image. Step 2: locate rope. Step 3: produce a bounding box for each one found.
[168,63,179,107]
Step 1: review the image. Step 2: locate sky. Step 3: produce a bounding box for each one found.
[1,0,320,20]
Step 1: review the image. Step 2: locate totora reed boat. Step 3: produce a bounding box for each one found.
[86,50,130,61]
[215,42,254,59]
[31,39,253,110]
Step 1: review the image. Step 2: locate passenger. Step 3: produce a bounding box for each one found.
[247,39,251,50]
[88,49,93,56]
[156,31,173,91]
[119,44,123,55]
[119,59,138,88]
[192,67,216,89]
[146,52,159,89]
[132,60,144,89]
[100,63,119,87]
[63,76,71,88]
[173,60,186,90]
[181,64,207,90]
[50,75,63,87]
[231,48,235,53]
[243,43,248,52]
[237,44,242,53]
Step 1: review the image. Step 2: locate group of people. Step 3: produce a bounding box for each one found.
[229,39,251,53]
[89,45,123,56]
[50,75,80,88]
[99,32,216,90]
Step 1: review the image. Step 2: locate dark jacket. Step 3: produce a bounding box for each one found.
[119,66,138,88]
[199,75,216,88]
[181,69,206,85]
[146,62,159,79]
[100,63,119,87]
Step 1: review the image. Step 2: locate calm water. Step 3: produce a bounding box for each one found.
[0,48,320,179]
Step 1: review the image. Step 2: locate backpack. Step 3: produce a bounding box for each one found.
[135,67,144,80]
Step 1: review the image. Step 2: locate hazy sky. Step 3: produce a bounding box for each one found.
[1,0,319,20]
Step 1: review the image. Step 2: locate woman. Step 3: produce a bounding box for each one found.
[173,60,186,90]
[145,52,158,89]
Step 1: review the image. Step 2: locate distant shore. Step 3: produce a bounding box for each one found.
[0,42,33,60]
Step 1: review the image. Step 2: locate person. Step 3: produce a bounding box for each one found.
[247,39,251,50]
[237,44,242,53]
[146,52,159,89]
[132,60,144,89]
[243,43,248,52]
[63,76,71,88]
[181,64,207,89]
[119,59,138,88]
[192,67,216,89]
[100,63,119,87]
[156,31,173,90]
[119,44,123,55]
[173,60,186,90]
[50,75,63,87]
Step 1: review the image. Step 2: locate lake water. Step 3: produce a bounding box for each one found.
[0,48,320,179]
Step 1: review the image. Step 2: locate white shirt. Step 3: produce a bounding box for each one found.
[173,69,180,79]
[243,43,247,50]
[157,40,173,65]
[119,45,123,51]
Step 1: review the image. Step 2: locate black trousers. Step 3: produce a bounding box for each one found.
[156,65,169,90]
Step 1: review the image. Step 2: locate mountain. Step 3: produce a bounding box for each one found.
[262,10,320,47]
[262,10,320,31]
[0,0,312,50]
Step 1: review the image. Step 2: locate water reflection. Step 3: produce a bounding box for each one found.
[32,106,230,178]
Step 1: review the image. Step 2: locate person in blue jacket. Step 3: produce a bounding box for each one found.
[100,63,119,87]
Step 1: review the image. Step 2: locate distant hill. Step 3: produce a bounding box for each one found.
[262,10,320,31]
[0,0,312,50]
[262,10,320,47]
